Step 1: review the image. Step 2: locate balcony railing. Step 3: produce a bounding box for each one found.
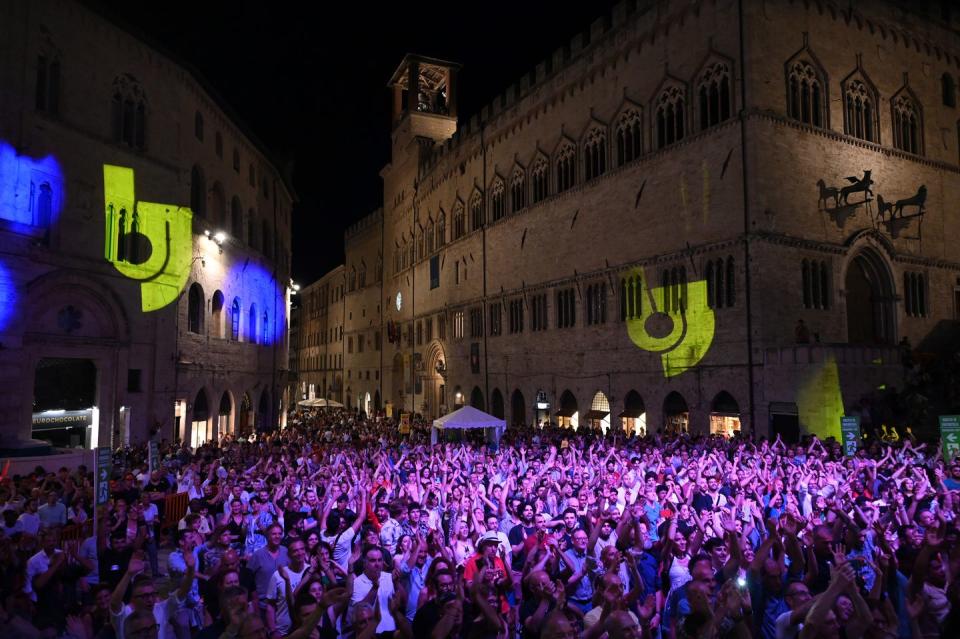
[764,343,902,366]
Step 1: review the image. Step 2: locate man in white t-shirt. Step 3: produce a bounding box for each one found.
[320,488,366,571]
[350,546,396,635]
[265,539,310,637]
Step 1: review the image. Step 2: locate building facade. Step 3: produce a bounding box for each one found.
[324,0,960,439]
[0,0,293,449]
[293,265,345,407]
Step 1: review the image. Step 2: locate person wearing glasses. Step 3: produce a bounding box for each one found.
[109,549,196,639]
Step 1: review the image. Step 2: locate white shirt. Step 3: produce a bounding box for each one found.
[112,595,181,639]
[351,572,396,633]
[25,549,62,601]
[321,527,355,572]
[266,564,309,634]
[18,512,40,536]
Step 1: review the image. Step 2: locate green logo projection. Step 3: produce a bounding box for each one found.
[103,165,193,311]
[624,268,715,378]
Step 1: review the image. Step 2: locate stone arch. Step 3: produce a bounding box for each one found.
[709,390,741,437]
[511,389,526,426]
[218,390,233,438]
[191,387,211,446]
[257,389,271,431]
[663,391,689,433]
[557,389,579,429]
[621,390,646,436]
[25,270,131,341]
[470,386,484,411]
[586,391,611,433]
[843,246,896,344]
[491,388,504,419]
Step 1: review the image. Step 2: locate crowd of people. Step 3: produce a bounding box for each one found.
[0,409,957,639]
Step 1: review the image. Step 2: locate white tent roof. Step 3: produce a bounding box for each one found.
[432,405,506,430]
[297,398,345,408]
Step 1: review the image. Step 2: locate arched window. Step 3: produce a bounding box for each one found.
[425,220,435,254]
[194,111,204,141]
[211,291,225,339]
[620,274,643,321]
[787,60,825,127]
[531,155,549,203]
[211,182,226,228]
[248,210,258,250]
[706,256,735,309]
[697,62,732,130]
[262,311,270,344]
[248,303,258,344]
[111,74,147,150]
[555,141,576,193]
[190,165,206,217]
[436,210,446,248]
[231,196,243,239]
[511,165,526,212]
[231,298,241,341]
[215,131,223,158]
[615,108,642,165]
[248,163,256,187]
[843,74,878,142]
[233,148,241,172]
[655,84,686,147]
[892,91,922,155]
[490,177,505,222]
[188,283,204,334]
[583,126,607,181]
[470,190,483,230]
[262,219,272,258]
[35,183,53,227]
[943,72,957,108]
[36,53,61,115]
[726,256,736,306]
[453,200,465,240]
[802,259,831,309]
[586,282,607,325]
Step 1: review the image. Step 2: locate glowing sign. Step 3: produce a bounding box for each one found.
[625,268,715,378]
[0,141,64,228]
[103,165,193,311]
[796,355,844,440]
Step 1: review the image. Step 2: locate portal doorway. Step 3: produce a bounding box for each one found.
[845,249,895,344]
[32,358,97,448]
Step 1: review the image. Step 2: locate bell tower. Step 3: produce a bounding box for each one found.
[387,54,461,157]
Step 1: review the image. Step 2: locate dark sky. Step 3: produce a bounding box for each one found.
[89,0,622,285]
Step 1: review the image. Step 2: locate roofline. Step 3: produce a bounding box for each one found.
[387,53,463,87]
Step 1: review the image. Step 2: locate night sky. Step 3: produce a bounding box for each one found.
[88,0,621,285]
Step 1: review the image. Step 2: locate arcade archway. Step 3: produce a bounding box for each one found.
[620,390,646,436]
[663,391,689,434]
[511,389,526,426]
[557,390,579,429]
[709,390,740,437]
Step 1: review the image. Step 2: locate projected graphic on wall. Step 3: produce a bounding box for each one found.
[103,165,193,312]
[624,268,715,378]
[796,355,844,440]
[0,141,63,228]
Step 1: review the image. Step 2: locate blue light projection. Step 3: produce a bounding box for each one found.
[228,260,285,345]
[0,260,18,333]
[0,141,64,229]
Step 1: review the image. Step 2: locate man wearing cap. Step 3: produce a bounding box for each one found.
[464,531,511,615]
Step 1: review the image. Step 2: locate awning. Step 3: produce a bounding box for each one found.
[582,410,609,421]
[555,407,578,418]
[618,408,645,418]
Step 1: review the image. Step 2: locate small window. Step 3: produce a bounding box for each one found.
[943,73,957,108]
[697,62,732,130]
[249,163,256,187]
[215,132,223,158]
[470,190,484,230]
[556,287,576,328]
[453,201,466,239]
[491,177,505,221]
[532,294,548,331]
[892,92,922,155]
[35,55,61,115]
[127,369,142,393]
[531,155,549,203]
[489,303,502,336]
[655,85,686,147]
[904,272,928,317]
[194,111,204,141]
[801,259,831,310]
[430,255,440,289]
[586,282,607,325]
[509,299,524,334]
[615,109,642,166]
[555,142,576,193]
[511,166,526,212]
[233,148,241,171]
[188,283,204,334]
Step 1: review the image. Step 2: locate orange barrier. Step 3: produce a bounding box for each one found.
[161,492,189,531]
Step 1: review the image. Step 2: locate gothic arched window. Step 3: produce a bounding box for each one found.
[583,126,607,181]
[697,62,732,130]
[655,85,686,147]
[615,108,642,165]
[787,60,826,127]
[555,141,576,193]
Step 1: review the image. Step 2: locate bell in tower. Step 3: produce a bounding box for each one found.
[387,54,461,150]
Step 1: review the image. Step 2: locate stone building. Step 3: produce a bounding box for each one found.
[327,0,960,439]
[293,265,346,406]
[0,0,293,450]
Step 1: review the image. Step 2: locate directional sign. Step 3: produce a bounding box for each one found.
[940,415,960,463]
[148,441,159,473]
[96,447,112,506]
[841,416,861,457]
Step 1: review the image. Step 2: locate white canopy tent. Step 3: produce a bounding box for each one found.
[431,405,506,446]
[297,398,345,409]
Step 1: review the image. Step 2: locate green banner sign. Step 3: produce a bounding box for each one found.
[841,416,861,457]
[96,447,112,506]
[940,415,960,463]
